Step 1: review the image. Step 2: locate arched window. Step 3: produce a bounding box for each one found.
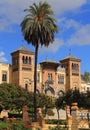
[15,59,18,65]
[29,57,31,64]
[58,90,64,96]
[22,56,25,64]
[58,74,64,84]
[36,89,40,94]
[25,81,28,90]
[72,63,79,70]
[45,87,55,96]
[26,56,28,64]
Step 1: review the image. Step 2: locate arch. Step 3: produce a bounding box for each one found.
[58,89,64,96]
[36,88,40,94]
[25,81,28,90]
[72,63,79,70]
[29,57,31,64]
[26,56,28,64]
[45,86,55,96]
[22,56,25,64]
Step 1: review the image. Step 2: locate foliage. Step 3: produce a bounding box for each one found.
[48,125,67,130]
[81,71,90,82]
[37,94,55,108]
[0,121,10,129]
[0,83,33,111]
[47,109,55,116]
[64,89,87,108]
[0,83,18,110]
[46,119,66,125]
[85,91,90,109]
[55,96,65,110]
[21,1,58,46]
[0,119,32,130]
[55,95,65,122]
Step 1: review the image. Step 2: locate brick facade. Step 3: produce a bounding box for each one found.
[0,45,83,96]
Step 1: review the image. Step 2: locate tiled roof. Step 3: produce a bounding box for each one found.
[11,45,34,54]
[60,54,81,61]
[40,58,59,65]
[17,45,30,51]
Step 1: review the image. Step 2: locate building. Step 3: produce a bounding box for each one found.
[0,45,86,96]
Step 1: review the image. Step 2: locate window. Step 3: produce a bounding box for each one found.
[29,57,31,64]
[58,74,64,84]
[25,81,28,90]
[48,73,52,81]
[26,56,28,64]
[72,63,78,70]
[15,59,18,65]
[22,56,24,64]
[2,74,7,81]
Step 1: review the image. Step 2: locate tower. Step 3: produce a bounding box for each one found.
[60,54,81,91]
[11,45,34,91]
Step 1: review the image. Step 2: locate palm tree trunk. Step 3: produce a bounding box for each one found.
[34,43,38,122]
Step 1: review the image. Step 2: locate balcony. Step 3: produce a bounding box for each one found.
[45,80,54,85]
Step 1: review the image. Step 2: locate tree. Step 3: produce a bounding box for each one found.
[64,89,86,108]
[85,91,90,109]
[37,94,55,117]
[81,71,90,82]
[21,1,58,121]
[0,83,33,112]
[55,95,65,122]
[0,83,18,110]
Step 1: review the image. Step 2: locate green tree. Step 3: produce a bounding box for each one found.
[64,89,86,108]
[85,91,90,109]
[55,95,65,122]
[37,94,55,117]
[0,83,18,110]
[0,83,33,112]
[81,71,90,82]
[21,1,58,121]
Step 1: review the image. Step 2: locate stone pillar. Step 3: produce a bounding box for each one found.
[66,106,72,130]
[22,105,31,125]
[71,102,78,130]
[37,108,45,128]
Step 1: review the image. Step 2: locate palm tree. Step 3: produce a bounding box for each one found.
[21,1,58,121]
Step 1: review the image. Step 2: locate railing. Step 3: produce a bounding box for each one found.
[78,111,90,128]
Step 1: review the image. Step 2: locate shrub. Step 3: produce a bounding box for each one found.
[46,119,66,125]
[8,112,22,118]
[48,125,67,130]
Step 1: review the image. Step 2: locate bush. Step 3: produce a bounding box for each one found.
[46,119,66,125]
[49,125,67,130]
[8,112,22,118]
[0,121,10,130]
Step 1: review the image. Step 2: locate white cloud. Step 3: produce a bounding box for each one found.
[0,0,87,31]
[58,17,82,32]
[0,52,4,57]
[67,24,90,45]
[0,51,8,63]
[57,17,90,46]
[39,38,64,54]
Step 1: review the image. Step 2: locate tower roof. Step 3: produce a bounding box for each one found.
[11,45,34,55]
[40,58,59,65]
[40,58,59,69]
[17,45,31,51]
[60,54,81,62]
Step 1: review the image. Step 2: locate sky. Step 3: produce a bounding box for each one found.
[0,0,90,74]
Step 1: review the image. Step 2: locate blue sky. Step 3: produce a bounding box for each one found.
[0,0,90,74]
